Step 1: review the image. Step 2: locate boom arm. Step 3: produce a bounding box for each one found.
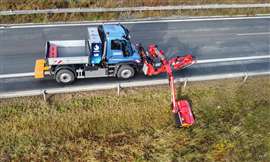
[138,44,195,127]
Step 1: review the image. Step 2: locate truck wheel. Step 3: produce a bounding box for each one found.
[55,69,75,84]
[117,65,135,79]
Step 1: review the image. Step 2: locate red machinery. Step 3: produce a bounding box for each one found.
[137,44,196,127]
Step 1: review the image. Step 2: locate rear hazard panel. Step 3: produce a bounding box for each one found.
[34,59,46,78]
[47,57,89,65]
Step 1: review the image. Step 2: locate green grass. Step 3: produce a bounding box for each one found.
[0,76,270,161]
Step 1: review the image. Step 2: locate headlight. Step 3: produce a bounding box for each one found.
[135,59,141,63]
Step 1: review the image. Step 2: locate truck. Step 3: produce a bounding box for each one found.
[34,24,196,127]
[35,24,141,84]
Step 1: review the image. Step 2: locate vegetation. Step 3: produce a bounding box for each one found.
[0,76,269,161]
[0,0,269,24]
[0,0,266,11]
[1,7,270,24]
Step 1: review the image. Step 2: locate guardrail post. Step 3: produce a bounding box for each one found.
[117,83,121,96]
[243,72,248,83]
[183,79,188,92]
[42,90,47,102]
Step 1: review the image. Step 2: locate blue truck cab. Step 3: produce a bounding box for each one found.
[99,24,141,65]
[88,24,141,65]
[88,24,141,67]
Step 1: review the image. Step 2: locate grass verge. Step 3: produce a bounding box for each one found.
[0,76,269,161]
[1,7,270,24]
[0,0,266,10]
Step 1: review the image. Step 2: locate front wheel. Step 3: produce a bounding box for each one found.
[55,69,75,84]
[117,65,135,79]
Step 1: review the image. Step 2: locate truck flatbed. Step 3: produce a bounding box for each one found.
[46,40,89,65]
[57,46,87,57]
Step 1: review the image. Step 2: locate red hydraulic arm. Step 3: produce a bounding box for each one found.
[137,44,195,127]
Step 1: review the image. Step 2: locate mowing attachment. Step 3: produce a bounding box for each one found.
[137,44,196,127]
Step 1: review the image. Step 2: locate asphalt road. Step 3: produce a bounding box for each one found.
[0,16,269,93]
[0,59,269,93]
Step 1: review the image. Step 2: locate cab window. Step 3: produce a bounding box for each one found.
[111,40,132,57]
[111,40,122,50]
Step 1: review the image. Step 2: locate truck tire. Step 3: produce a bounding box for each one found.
[117,65,135,79]
[55,69,75,84]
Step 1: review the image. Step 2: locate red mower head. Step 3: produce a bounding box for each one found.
[148,44,157,56]
[174,100,195,127]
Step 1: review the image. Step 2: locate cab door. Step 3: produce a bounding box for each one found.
[107,39,133,64]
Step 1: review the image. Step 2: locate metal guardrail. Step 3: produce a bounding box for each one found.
[0,4,270,16]
[0,71,269,98]
[1,15,269,29]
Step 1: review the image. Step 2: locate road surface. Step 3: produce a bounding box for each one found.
[0,16,269,94]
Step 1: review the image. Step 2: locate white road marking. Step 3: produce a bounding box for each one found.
[0,72,34,79]
[1,16,270,29]
[196,55,270,64]
[237,32,270,36]
[0,55,269,79]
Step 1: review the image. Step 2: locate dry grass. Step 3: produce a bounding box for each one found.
[0,7,269,24]
[0,0,269,24]
[0,76,269,161]
[0,0,267,11]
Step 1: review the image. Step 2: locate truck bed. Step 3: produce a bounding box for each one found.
[46,40,89,65]
[57,46,87,57]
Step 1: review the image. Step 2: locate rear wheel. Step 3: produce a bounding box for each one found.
[117,65,135,79]
[55,69,75,84]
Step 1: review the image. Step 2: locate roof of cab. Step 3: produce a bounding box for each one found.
[102,24,126,39]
